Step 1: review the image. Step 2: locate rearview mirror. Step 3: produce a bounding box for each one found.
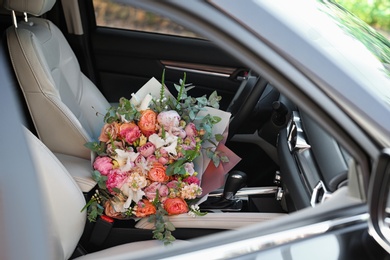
[368,148,390,254]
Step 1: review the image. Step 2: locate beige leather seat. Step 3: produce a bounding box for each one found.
[24,126,189,259]
[4,0,111,192]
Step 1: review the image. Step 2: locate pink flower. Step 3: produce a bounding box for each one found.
[144,182,169,200]
[182,136,196,150]
[144,182,161,200]
[120,123,141,144]
[106,169,127,193]
[171,127,186,138]
[159,185,169,197]
[93,156,113,176]
[138,142,156,157]
[147,155,157,164]
[183,176,200,185]
[157,110,180,130]
[158,156,168,165]
[185,122,198,137]
[167,180,179,189]
[98,122,120,143]
[184,162,195,175]
[106,140,125,156]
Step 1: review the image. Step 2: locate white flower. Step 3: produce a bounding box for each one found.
[130,93,153,111]
[114,149,139,172]
[121,183,145,209]
[149,133,178,155]
[139,94,153,111]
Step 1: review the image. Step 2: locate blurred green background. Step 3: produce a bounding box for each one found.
[336,0,390,39]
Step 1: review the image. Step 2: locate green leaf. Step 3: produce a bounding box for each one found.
[212,154,221,167]
[165,221,176,232]
[84,141,106,155]
[215,134,224,142]
[220,154,229,163]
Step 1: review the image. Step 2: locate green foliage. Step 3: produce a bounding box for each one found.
[150,195,176,245]
[336,0,390,32]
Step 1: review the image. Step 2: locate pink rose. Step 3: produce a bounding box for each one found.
[99,122,120,142]
[93,156,113,176]
[119,123,141,144]
[157,110,180,130]
[144,182,169,200]
[138,142,156,157]
[144,182,161,200]
[185,122,198,137]
[183,176,200,185]
[159,184,169,197]
[106,169,127,193]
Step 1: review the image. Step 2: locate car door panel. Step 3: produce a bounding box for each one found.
[90,27,247,110]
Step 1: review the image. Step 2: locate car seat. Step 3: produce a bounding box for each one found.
[4,0,110,192]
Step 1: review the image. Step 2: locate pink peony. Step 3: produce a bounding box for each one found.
[106,169,127,193]
[138,142,156,157]
[93,156,113,176]
[157,110,180,130]
[185,122,198,137]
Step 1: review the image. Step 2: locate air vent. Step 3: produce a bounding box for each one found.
[286,111,311,152]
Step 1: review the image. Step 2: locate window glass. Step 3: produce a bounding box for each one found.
[93,0,201,38]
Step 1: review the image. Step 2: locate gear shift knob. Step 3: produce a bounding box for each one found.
[222,170,247,200]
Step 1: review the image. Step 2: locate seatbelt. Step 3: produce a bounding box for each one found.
[60,0,84,35]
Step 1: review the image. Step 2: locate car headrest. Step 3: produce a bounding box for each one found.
[3,0,55,16]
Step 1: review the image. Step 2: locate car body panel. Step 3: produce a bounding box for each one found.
[1,0,390,258]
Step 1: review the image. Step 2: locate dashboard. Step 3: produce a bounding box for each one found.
[277,105,350,211]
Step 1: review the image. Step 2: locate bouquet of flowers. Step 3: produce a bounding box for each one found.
[83,72,239,244]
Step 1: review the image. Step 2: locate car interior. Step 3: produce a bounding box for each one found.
[0,0,355,258]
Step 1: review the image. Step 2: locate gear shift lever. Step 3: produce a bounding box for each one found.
[199,170,247,211]
[222,171,247,200]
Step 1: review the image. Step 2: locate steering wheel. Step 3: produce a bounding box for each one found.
[226,73,268,140]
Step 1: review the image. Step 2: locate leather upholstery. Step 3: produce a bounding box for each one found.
[7,17,110,160]
[24,127,189,259]
[6,2,110,191]
[25,127,87,259]
[136,212,285,230]
[3,0,55,16]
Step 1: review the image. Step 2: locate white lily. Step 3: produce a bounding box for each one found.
[114,149,140,172]
[121,184,145,209]
[149,133,178,155]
